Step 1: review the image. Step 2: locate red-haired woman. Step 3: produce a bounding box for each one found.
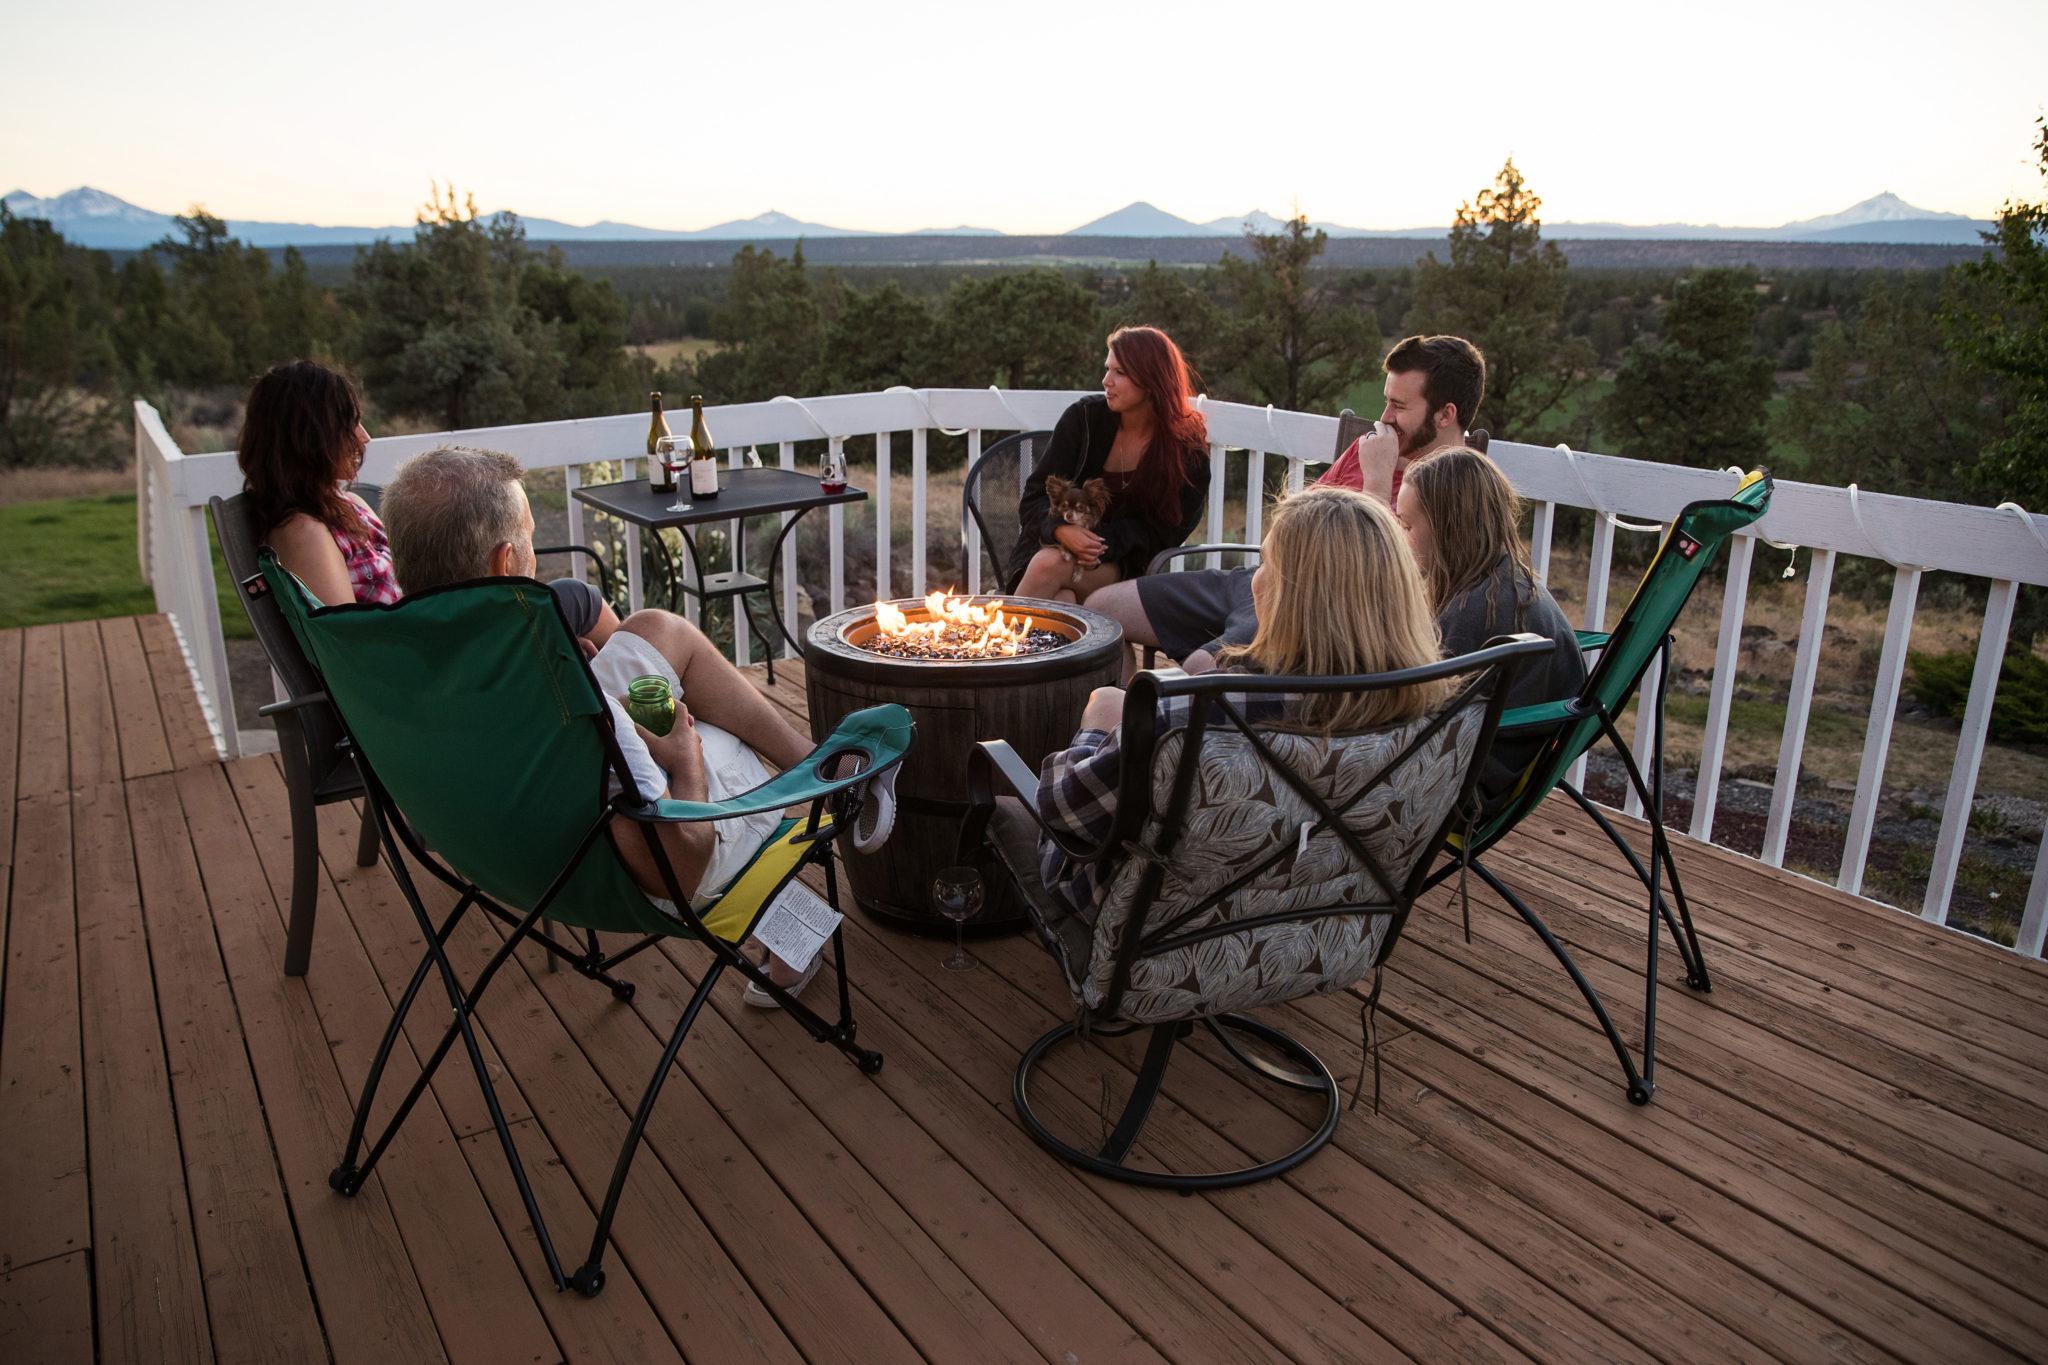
[1008,326,1210,603]
[237,360,401,608]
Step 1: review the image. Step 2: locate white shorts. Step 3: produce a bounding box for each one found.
[590,629,783,908]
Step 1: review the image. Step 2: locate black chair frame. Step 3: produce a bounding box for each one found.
[960,429,1054,593]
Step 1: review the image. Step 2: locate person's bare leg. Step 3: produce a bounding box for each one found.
[615,610,812,769]
[1086,578,1160,683]
[1013,547,1078,599]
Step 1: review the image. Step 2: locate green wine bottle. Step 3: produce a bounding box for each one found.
[647,392,675,493]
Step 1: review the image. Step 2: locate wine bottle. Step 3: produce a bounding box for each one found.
[647,392,675,493]
[688,394,719,499]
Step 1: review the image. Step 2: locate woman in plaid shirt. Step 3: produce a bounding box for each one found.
[1036,486,1451,921]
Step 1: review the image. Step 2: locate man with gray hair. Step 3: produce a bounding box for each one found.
[381,445,840,1003]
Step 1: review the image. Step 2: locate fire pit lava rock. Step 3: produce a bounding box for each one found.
[805,594,1124,933]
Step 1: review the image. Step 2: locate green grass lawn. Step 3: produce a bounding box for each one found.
[0,492,248,637]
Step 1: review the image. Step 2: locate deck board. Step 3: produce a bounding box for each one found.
[6,617,2048,1363]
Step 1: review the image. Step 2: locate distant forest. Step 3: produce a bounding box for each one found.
[4,140,2043,521]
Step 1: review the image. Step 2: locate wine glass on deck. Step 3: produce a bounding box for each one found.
[931,865,984,971]
[654,436,691,514]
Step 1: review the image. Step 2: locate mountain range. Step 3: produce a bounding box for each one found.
[0,185,1993,250]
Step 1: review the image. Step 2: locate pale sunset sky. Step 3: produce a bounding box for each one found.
[3,0,2042,233]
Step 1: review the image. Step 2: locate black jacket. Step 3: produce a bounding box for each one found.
[1005,395,1210,589]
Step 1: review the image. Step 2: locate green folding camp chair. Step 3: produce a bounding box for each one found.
[254,550,913,1298]
[1427,469,1771,1105]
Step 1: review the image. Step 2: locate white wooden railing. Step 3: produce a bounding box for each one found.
[134,389,2048,956]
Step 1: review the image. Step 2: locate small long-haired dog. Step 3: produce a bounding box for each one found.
[1043,475,1113,583]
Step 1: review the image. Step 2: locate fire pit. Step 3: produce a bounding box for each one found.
[806,594,1124,932]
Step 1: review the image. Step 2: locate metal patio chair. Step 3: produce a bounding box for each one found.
[960,429,1054,592]
[961,635,1553,1189]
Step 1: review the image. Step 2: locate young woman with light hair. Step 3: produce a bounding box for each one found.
[1394,446,1585,801]
[1037,485,1449,920]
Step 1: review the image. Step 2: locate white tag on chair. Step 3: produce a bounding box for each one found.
[752,880,842,973]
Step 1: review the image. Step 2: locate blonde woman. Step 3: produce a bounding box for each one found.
[1037,485,1449,921]
[1394,447,1584,800]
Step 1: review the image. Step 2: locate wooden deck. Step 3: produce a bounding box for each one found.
[4,615,2048,1363]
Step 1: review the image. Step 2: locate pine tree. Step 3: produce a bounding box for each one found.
[1212,216,1375,410]
[1942,116,2048,507]
[1603,267,1774,469]
[1405,159,1592,440]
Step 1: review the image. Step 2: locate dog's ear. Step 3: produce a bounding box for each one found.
[1044,474,1071,499]
[1082,478,1112,512]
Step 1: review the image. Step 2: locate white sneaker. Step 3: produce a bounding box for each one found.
[741,952,822,1009]
[850,763,898,854]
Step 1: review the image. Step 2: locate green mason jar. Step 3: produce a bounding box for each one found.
[623,675,677,736]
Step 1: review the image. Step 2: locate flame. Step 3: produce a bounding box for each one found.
[869,590,1034,657]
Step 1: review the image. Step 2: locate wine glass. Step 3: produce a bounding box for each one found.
[654,436,691,514]
[931,865,984,971]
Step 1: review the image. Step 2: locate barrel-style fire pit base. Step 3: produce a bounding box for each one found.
[805,597,1124,934]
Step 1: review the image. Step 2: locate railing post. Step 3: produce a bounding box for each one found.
[622,457,646,615]
[827,436,846,615]
[562,464,585,574]
[182,504,237,758]
[1763,548,1836,867]
[2018,822,2048,958]
[1245,450,1266,545]
[1623,523,1674,820]
[1690,532,1756,842]
[1205,443,1227,568]
[1570,513,1617,790]
[1528,501,1555,588]
[963,430,982,595]
[134,413,153,586]
[779,441,799,657]
[874,431,892,601]
[1838,565,1922,894]
[911,428,929,596]
[1922,579,2018,925]
[727,446,748,666]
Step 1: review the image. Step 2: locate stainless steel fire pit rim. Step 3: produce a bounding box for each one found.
[804,596,1125,686]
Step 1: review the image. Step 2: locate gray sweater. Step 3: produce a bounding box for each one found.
[1437,555,1586,807]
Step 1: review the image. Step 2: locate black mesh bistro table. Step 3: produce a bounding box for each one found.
[572,468,866,682]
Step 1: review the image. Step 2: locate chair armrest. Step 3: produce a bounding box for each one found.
[1145,543,1262,576]
[1575,629,1611,651]
[535,542,615,599]
[958,740,1058,864]
[971,740,1041,805]
[258,689,332,718]
[1497,698,1581,734]
[620,703,914,825]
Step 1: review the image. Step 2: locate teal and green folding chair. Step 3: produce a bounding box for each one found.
[255,550,913,1297]
[1427,469,1772,1105]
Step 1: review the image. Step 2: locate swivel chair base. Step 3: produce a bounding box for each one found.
[1013,1012,1339,1190]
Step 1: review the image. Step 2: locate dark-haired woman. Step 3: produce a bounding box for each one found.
[238,360,401,608]
[237,359,624,650]
[1008,326,1209,603]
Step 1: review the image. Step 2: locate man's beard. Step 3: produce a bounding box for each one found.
[1400,406,1445,458]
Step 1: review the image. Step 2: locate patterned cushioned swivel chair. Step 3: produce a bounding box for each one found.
[962,636,1553,1189]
